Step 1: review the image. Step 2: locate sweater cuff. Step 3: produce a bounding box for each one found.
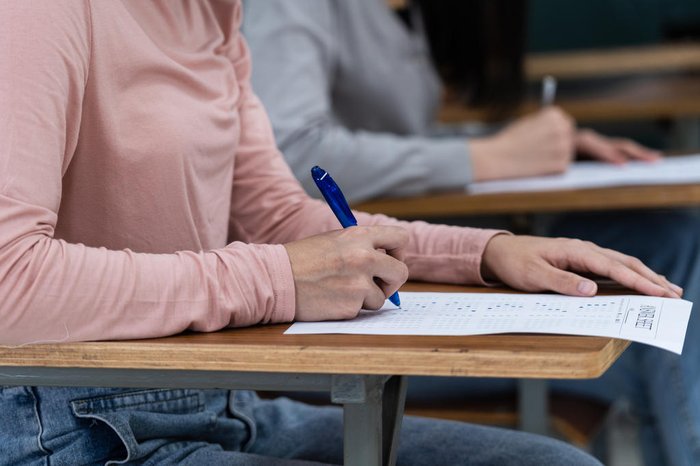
[424,138,474,188]
[264,243,296,323]
[462,230,512,286]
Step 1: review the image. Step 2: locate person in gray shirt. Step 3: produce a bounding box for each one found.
[243,0,658,204]
[244,1,700,465]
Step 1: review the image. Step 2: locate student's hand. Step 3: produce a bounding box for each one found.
[470,107,575,181]
[575,128,663,164]
[284,226,410,321]
[481,234,682,298]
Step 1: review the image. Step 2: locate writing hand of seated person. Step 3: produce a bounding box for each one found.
[470,107,576,181]
[285,227,682,322]
[469,107,661,181]
[284,225,409,321]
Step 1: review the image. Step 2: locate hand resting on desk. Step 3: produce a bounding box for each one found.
[284,227,682,322]
[481,235,682,299]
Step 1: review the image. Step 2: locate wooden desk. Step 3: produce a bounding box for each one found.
[0,283,628,466]
[439,73,700,125]
[526,43,700,81]
[354,183,700,219]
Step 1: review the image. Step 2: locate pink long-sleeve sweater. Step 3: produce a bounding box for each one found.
[0,0,502,346]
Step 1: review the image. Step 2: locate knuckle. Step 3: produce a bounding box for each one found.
[630,257,644,268]
[399,263,410,282]
[571,238,586,248]
[559,237,580,248]
[337,227,356,240]
[342,306,361,320]
[364,292,386,310]
[346,248,373,268]
[344,226,370,241]
[349,276,369,295]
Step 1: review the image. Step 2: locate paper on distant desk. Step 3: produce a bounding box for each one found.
[286,292,693,354]
[467,153,700,195]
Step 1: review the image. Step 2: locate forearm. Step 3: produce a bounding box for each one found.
[353,211,508,285]
[279,124,473,203]
[0,197,295,345]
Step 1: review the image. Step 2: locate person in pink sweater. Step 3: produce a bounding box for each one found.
[0,1,679,464]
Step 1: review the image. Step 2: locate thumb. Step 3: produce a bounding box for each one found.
[538,265,598,297]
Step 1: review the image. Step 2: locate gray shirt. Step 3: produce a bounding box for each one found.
[243,0,472,203]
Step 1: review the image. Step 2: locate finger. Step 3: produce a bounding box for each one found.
[595,248,681,298]
[614,139,663,162]
[576,130,627,164]
[568,249,675,297]
[374,277,401,304]
[529,262,599,296]
[362,279,390,310]
[361,225,409,261]
[662,277,684,296]
[370,252,409,295]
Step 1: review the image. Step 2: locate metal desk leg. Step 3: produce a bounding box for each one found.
[331,375,407,466]
[518,378,550,436]
[381,375,408,466]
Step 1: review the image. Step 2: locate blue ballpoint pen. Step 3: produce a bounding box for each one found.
[311,166,401,307]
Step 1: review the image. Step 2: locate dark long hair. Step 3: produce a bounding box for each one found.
[416,0,528,112]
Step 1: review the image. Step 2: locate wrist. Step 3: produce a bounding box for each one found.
[480,233,511,282]
[469,136,504,182]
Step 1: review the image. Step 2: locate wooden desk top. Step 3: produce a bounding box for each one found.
[439,73,700,124]
[527,43,700,80]
[353,182,700,218]
[0,283,628,379]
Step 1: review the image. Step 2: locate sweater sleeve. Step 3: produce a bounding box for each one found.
[243,0,472,204]
[0,0,294,346]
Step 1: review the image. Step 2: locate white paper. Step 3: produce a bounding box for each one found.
[285,292,693,354]
[467,153,700,195]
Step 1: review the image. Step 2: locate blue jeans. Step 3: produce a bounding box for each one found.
[0,386,600,465]
[410,209,700,466]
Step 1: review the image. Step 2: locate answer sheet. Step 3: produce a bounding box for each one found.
[467,153,700,195]
[285,292,693,354]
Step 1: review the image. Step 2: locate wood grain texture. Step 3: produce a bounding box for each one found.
[0,283,628,379]
[527,43,700,80]
[439,74,700,123]
[354,183,700,218]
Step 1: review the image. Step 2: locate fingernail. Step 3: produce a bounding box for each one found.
[577,280,596,295]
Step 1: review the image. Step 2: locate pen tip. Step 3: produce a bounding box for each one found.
[389,293,401,308]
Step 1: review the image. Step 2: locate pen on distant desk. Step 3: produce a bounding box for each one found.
[541,75,557,107]
[311,165,401,308]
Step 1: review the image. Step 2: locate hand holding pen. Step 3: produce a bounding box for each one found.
[282,167,408,321]
[311,166,401,307]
